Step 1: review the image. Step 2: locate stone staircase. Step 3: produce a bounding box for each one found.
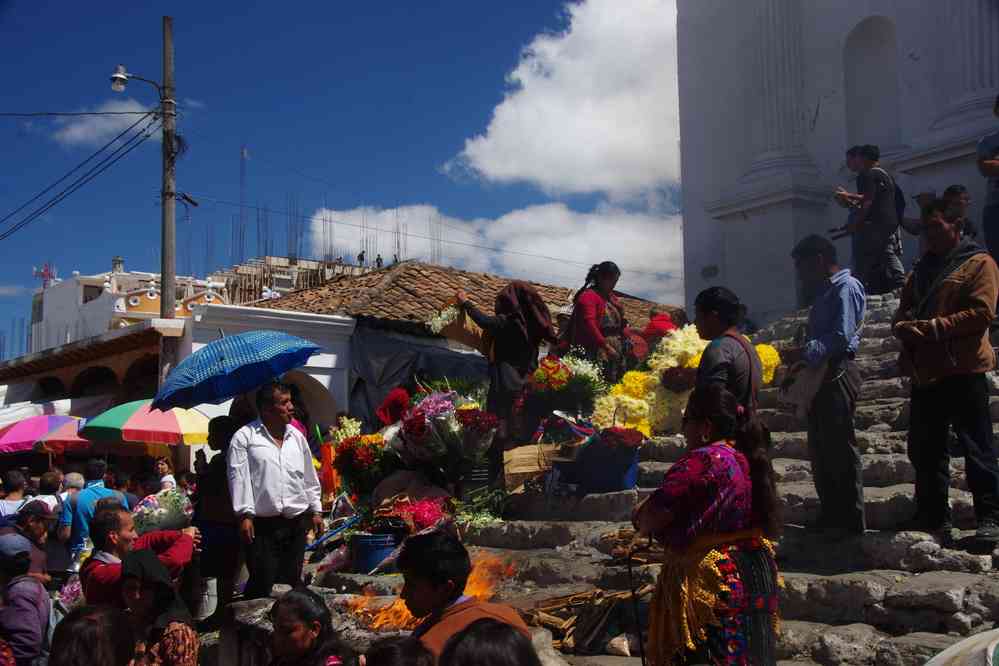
[469,293,999,665]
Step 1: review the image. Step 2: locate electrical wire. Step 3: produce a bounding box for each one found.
[187,193,675,279]
[0,117,161,243]
[0,112,156,229]
[0,111,154,118]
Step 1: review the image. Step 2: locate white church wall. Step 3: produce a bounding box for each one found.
[679,0,999,324]
[678,1,757,309]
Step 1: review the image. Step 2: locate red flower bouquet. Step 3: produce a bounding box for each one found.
[455,409,500,437]
[375,495,453,533]
[376,388,411,426]
[402,409,431,446]
[599,426,646,449]
[333,434,396,496]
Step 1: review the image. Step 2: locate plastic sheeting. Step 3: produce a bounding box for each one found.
[349,326,488,430]
[0,394,113,430]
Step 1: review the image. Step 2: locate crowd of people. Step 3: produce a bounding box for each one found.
[0,379,548,666]
[0,96,993,665]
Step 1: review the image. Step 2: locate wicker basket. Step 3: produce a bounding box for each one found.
[503,443,558,491]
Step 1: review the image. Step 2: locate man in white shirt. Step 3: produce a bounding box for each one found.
[228,381,323,599]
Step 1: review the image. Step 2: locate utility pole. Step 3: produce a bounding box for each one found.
[159,15,179,386]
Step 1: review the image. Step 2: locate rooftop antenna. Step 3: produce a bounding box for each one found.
[240,145,249,260]
[205,218,215,276]
[32,263,57,289]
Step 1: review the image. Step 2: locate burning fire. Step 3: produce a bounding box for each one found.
[348,553,515,631]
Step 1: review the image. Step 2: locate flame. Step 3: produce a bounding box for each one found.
[348,553,515,631]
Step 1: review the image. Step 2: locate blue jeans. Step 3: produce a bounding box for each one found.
[984,204,999,262]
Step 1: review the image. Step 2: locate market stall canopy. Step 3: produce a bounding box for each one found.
[0,415,90,455]
[0,395,113,431]
[80,399,209,447]
[152,330,321,410]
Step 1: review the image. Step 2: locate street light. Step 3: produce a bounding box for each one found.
[109,64,162,94]
[109,17,179,387]
[110,65,128,92]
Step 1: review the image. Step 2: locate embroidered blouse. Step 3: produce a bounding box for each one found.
[647,440,753,550]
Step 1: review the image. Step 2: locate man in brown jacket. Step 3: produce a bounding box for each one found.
[894,198,999,541]
[398,530,530,659]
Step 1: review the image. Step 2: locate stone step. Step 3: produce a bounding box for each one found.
[760,377,907,408]
[503,482,977,528]
[504,489,647,523]
[761,397,999,434]
[759,320,999,350]
[462,520,609,550]
[781,482,978,530]
[778,620,960,666]
[642,431,910,464]
[762,374,999,409]
[758,399,911,434]
[754,295,900,344]
[638,456,944,490]
[780,568,999,637]
[581,522,993,576]
[776,525,992,575]
[770,455,968,489]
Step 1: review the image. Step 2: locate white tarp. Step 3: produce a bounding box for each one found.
[0,395,114,430]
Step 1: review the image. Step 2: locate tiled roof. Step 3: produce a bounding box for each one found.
[253,261,685,334]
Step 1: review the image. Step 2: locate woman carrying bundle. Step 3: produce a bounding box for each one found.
[455,282,558,477]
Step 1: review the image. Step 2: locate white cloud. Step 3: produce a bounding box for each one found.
[0,286,27,297]
[51,98,155,148]
[445,0,679,200]
[308,203,683,304]
[182,98,206,109]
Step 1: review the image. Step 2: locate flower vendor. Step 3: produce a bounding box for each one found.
[690,287,763,412]
[641,307,678,347]
[632,384,781,665]
[455,282,558,480]
[560,261,630,383]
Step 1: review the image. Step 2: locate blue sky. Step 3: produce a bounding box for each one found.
[0,0,680,358]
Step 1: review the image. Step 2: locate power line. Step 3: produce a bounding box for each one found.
[0,117,161,243]
[0,111,154,118]
[187,193,674,279]
[0,112,156,229]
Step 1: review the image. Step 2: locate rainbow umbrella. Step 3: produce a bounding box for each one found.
[80,400,209,447]
[0,415,90,455]
[33,418,91,455]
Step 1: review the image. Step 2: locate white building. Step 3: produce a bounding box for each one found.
[678,0,998,323]
[30,256,225,354]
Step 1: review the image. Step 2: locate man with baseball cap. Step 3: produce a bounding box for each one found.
[0,500,57,578]
[0,533,50,665]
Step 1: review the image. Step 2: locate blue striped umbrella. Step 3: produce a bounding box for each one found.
[152,330,321,410]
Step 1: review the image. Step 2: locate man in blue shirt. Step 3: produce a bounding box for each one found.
[57,459,127,556]
[786,235,868,536]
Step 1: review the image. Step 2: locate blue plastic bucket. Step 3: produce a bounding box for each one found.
[352,533,399,574]
[575,443,640,495]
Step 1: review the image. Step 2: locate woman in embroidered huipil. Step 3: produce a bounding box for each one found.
[632,385,781,665]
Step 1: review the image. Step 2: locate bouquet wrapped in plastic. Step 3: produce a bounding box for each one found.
[527,352,606,417]
[395,391,499,484]
[132,489,193,535]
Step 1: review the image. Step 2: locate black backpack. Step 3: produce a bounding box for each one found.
[870,166,906,223]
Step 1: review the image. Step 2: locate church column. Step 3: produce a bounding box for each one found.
[934,0,999,129]
[743,0,814,177]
